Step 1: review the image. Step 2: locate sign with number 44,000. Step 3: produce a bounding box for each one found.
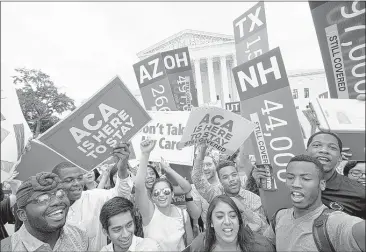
[232,47,306,218]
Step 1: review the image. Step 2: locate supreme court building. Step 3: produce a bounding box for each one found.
[136,29,328,113]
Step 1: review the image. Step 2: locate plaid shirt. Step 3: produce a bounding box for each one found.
[10,224,88,251]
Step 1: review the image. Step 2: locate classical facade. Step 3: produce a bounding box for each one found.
[137,29,239,108]
[136,29,328,115]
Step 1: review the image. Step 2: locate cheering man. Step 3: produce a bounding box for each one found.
[1,172,89,251]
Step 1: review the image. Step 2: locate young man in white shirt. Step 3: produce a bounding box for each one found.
[51,142,133,251]
[99,196,161,252]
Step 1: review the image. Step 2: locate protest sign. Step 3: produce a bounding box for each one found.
[233,1,269,65]
[232,47,306,218]
[178,107,255,155]
[38,76,151,170]
[162,47,198,111]
[1,78,33,181]
[309,1,365,99]
[15,140,71,181]
[233,2,270,159]
[131,111,194,166]
[225,102,241,114]
[133,47,198,112]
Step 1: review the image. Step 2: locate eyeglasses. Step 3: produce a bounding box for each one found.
[152,188,172,198]
[349,170,366,178]
[28,189,66,205]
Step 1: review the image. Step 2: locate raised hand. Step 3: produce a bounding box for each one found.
[195,142,208,160]
[112,142,131,163]
[140,138,156,154]
[160,157,172,174]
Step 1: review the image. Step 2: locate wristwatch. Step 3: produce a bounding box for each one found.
[185,196,194,202]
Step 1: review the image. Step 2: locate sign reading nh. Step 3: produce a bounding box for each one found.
[232,47,289,101]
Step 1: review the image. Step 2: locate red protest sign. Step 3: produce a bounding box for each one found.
[38,76,151,170]
[309,1,365,99]
[232,47,306,218]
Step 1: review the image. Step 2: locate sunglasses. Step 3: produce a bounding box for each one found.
[152,188,172,198]
[28,189,66,205]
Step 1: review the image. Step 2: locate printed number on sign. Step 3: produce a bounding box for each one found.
[151,85,171,111]
[261,99,295,182]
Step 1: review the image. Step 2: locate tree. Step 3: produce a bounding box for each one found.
[12,68,76,137]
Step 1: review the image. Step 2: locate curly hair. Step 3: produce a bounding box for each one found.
[99,196,143,238]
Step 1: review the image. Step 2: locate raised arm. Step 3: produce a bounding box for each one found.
[160,157,202,220]
[135,138,156,225]
[191,143,221,204]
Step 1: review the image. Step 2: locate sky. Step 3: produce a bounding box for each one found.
[1,1,324,109]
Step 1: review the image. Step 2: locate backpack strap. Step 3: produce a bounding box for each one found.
[1,236,12,252]
[270,208,286,234]
[312,208,336,252]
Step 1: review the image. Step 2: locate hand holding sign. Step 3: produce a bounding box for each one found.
[195,143,208,160]
[160,157,172,174]
[112,142,131,163]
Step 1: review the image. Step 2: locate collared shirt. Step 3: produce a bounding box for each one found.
[322,171,366,219]
[66,174,132,251]
[191,159,268,234]
[100,236,161,252]
[10,224,88,251]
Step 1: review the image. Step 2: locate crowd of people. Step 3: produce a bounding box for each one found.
[0,129,365,252]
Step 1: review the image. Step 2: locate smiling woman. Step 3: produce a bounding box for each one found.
[187,195,274,252]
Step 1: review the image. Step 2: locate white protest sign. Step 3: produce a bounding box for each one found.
[131,111,194,166]
[178,107,256,155]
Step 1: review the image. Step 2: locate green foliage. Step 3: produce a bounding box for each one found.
[12,68,76,136]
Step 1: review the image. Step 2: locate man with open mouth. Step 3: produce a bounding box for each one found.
[0,172,89,251]
[263,155,365,252]
[253,131,366,219]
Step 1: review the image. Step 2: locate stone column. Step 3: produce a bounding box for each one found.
[207,57,217,102]
[193,59,204,106]
[231,55,239,101]
[220,55,230,104]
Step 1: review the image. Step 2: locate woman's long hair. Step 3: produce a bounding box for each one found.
[204,195,254,252]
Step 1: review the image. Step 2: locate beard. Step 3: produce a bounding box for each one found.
[26,213,65,233]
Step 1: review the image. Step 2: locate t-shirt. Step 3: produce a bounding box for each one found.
[263,204,363,252]
[188,232,274,252]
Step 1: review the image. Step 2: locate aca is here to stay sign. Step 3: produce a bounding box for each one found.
[38,76,151,169]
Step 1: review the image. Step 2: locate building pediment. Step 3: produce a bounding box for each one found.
[137,29,234,59]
